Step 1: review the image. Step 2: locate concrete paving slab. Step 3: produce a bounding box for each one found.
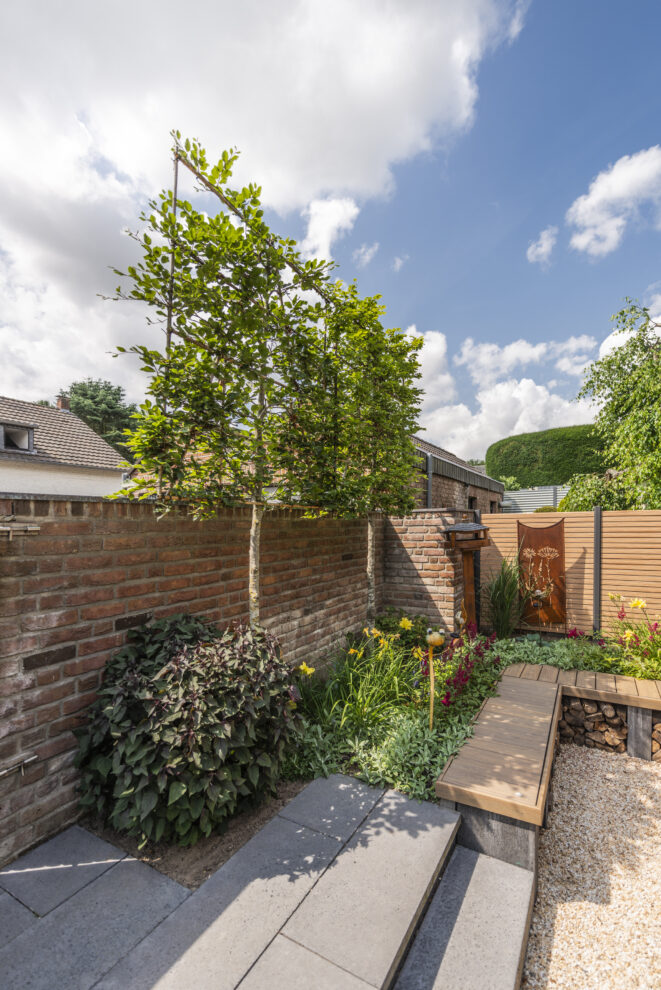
[278,773,385,841]
[0,889,36,949]
[283,790,460,989]
[239,934,373,990]
[0,825,125,915]
[395,846,534,990]
[0,857,189,990]
[96,815,342,990]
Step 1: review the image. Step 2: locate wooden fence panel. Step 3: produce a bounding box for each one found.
[482,510,661,635]
[600,510,661,628]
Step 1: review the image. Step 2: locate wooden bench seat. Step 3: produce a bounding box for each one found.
[435,664,661,871]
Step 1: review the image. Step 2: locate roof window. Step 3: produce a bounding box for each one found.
[1,424,34,453]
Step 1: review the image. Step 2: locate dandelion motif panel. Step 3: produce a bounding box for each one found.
[517,519,566,627]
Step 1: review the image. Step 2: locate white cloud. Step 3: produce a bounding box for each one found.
[300,198,360,260]
[526,225,557,266]
[406,326,457,409]
[455,337,548,385]
[419,377,595,460]
[0,0,526,401]
[352,241,379,268]
[392,254,409,272]
[454,334,597,385]
[566,146,661,257]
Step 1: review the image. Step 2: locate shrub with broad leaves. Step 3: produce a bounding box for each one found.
[75,614,299,847]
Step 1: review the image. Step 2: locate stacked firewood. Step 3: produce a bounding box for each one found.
[653,715,661,762]
[558,698,628,752]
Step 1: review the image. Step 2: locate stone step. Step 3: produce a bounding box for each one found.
[395,845,535,990]
[281,790,460,989]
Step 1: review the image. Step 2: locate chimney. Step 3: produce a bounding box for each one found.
[56,395,70,412]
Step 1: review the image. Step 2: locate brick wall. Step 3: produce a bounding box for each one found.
[0,497,384,865]
[414,470,501,514]
[382,510,464,628]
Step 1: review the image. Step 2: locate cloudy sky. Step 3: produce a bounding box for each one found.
[1,1,660,458]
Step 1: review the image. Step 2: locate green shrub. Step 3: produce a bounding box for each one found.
[481,556,529,639]
[75,615,299,847]
[486,424,606,488]
[608,596,661,680]
[558,472,631,510]
[374,609,441,650]
[534,505,557,512]
[283,629,502,800]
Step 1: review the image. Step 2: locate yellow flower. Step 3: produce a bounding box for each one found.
[629,598,646,609]
[370,627,381,637]
[298,662,315,677]
[399,617,413,630]
[624,629,634,641]
[348,648,358,655]
[379,638,386,648]
[363,627,369,635]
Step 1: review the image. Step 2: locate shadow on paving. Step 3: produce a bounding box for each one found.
[0,775,455,990]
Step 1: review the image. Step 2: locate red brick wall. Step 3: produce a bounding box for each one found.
[0,497,385,865]
[382,510,464,629]
[414,470,502,513]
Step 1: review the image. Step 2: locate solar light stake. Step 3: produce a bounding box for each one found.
[426,629,444,730]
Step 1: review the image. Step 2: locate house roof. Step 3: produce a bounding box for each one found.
[0,396,125,472]
[413,435,503,494]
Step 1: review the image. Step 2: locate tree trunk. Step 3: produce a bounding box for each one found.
[366,512,376,623]
[249,502,264,629]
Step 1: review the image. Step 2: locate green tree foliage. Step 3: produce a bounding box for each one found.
[62,379,137,462]
[558,472,630,511]
[115,134,421,624]
[568,301,661,509]
[485,424,605,488]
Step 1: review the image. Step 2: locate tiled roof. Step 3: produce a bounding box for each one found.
[0,396,124,471]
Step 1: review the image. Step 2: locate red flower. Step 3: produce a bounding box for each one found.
[617,607,626,620]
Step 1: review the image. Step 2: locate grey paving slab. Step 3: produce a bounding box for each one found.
[396,846,535,990]
[278,773,385,841]
[96,815,342,990]
[0,889,37,949]
[0,857,189,990]
[283,790,460,989]
[239,934,373,990]
[0,825,125,915]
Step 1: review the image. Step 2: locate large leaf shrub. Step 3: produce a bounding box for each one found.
[75,614,299,847]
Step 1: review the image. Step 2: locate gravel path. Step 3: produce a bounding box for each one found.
[523,746,661,989]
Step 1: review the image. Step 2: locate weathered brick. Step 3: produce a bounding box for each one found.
[23,644,76,672]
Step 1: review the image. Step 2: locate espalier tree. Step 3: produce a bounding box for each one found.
[115,134,422,626]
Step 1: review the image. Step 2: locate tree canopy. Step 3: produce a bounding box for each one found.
[115,134,422,623]
[52,379,137,461]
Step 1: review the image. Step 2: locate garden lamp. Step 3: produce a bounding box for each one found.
[426,628,445,730]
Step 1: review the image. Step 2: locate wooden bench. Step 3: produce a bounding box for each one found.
[436,664,661,871]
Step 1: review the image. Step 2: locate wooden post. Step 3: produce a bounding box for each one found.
[462,549,476,627]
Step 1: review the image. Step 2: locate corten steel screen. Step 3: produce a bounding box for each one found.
[517,519,566,628]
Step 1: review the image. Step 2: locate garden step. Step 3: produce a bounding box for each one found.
[282,790,460,989]
[395,846,534,990]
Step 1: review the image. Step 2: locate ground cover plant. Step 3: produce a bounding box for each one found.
[75,614,300,847]
[493,597,661,680]
[282,619,503,800]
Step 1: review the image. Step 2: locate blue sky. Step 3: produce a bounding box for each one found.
[1,1,660,457]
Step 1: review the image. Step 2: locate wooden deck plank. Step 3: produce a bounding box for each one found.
[538,665,560,683]
[520,664,542,680]
[635,678,661,702]
[594,672,617,693]
[557,669,578,687]
[502,663,524,678]
[576,671,596,691]
[615,674,639,697]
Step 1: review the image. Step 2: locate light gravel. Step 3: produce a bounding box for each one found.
[523,745,661,990]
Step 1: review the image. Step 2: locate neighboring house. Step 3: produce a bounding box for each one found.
[414,437,504,514]
[0,395,127,498]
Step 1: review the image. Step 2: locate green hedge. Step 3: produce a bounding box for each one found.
[485,424,606,488]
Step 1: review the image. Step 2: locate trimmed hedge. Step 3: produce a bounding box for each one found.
[485,424,606,488]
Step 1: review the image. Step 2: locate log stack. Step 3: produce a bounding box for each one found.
[558,698,628,752]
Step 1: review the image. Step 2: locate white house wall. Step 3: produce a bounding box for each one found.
[0,460,126,497]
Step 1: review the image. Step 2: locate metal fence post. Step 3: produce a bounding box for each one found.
[593,505,602,631]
